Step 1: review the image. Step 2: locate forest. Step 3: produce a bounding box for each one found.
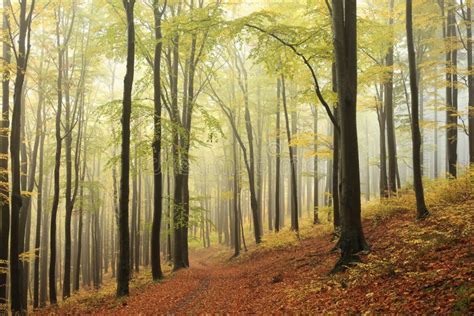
[0,0,472,314]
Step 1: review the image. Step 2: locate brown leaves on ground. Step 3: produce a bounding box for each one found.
[38,174,473,314]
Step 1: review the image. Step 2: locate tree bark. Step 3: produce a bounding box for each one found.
[151,0,166,281]
[281,75,298,232]
[385,0,398,194]
[331,0,368,272]
[10,1,35,312]
[117,0,135,297]
[406,0,430,220]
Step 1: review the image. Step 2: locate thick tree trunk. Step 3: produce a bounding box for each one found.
[117,0,135,297]
[406,0,430,220]
[331,0,368,271]
[10,1,34,312]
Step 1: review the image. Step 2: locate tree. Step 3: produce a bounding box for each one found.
[151,0,166,281]
[0,0,11,309]
[117,0,135,297]
[9,0,35,312]
[280,75,298,231]
[275,78,282,232]
[439,0,459,177]
[331,0,368,271]
[385,0,399,194]
[406,0,430,220]
[312,105,320,224]
[50,3,75,303]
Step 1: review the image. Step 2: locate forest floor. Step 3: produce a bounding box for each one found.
[37,173,473,314]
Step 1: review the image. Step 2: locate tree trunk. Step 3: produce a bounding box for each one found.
[0,0,11,308]
[10,1,35,312]
[331,63,340,232]
[331,0,368,272]
[50,9,65,304]
[232,132,240,257]
[441,1,458,177]
[313,105,320,224]
[281,75,298,231]
[33,78,46,309]
[385,0,398,194]
[275,78,281,232]
[74,119,87,292]
[376,90,388,197]
[406,0,430,220]
[466,2,474,164]
[151,0,166,281]
[117,0,135,297]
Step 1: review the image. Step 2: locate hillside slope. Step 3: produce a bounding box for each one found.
[38,174,473,314]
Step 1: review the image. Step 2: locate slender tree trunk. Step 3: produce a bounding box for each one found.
[0,0,11,308]
[50,11,65,304]
[39,188,49,307]
[275,79,281,232]
[74,120,87,292]
[441,1,458,177]
[151,0,165,281]
[313,105,320,224]
[33,81,46,309]
[386,0,398,194]
[376,91,388,197]
[331,63,340,232]
[281,75,298,232]
[19,84,29,311]
[267,134,273,231]
[466,1,474,164]
[235,53,262,243]
[406,0,430,220]
[232,132,240,256]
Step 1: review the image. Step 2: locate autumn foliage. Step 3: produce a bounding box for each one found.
[36,171,474,314]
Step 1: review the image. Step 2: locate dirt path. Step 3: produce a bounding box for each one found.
[98,236,337,314]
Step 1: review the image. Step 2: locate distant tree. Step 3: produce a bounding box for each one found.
[280,75,298,232]
[0,0,11,309]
